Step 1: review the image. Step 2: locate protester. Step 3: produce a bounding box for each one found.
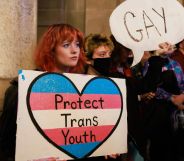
[84,33,114,76]
[0,23,86,161]
[84,33,123,161]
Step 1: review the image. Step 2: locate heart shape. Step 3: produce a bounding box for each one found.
[27,73,123,159]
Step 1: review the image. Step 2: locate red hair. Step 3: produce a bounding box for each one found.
[34,24,86,73]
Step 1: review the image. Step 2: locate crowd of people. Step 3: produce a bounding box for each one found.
[0,23,184,161]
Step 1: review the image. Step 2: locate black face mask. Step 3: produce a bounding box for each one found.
[93,58,111,76]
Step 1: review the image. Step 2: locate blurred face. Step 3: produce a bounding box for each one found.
[119,48,129,64]
[92,45,112,59]
[54,39,80,72]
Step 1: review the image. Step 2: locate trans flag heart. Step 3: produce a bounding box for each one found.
[27,73,123,159]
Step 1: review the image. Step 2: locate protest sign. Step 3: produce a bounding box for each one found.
[110,0,184,66]
[16,70,127,161]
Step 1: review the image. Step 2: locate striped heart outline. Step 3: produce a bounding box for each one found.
[26,72,123,159]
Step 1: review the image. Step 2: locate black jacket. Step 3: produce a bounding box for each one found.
[0,78,18,161]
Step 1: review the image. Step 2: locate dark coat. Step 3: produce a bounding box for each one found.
[0,78,18,161]
[139,56,182,161]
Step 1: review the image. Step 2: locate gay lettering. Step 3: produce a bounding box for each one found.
[124,7,167,42]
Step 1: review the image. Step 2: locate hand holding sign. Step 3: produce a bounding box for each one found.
[110,0,184,66]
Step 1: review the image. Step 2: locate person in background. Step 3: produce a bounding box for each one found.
[84,33,114,76]
[155,42,184,105]
[158,42,184,161]
[171,93,184,109]
[84,33,124,161]
[110,35,133,78]
[139,42,184,161]
[131,51,152,80]
[110,35,145,161]
[170,39,184,72]
[0,23,87,161]
[131,51,156,104]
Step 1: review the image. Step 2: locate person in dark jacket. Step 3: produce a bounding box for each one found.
[84,33,124,161]
[110,35,146,161]
[0,78,18,161]
[0,23,87,161]
[139,42,184,161]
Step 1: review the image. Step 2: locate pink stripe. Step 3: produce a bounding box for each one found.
[43,125,114,145]
[29,93,121,110]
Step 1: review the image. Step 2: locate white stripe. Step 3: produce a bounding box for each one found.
[32,109,122,129]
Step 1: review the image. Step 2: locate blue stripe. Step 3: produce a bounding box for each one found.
[31,74,76,93]
[83,78,120,94]
[61,142,100,158]
[31,74,120,94]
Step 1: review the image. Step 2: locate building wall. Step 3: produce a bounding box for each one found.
[85,0,123,36]
[0,0,37,114]
[37,0,65,39]
[37,0,85,40]
[37,0,122,39]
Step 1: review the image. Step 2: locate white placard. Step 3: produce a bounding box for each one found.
[110,0,184,66]
[16,70,127,161]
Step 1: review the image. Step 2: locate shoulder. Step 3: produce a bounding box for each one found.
[5,78,18,96]
[3,77,18,110]
[85,65,100,76]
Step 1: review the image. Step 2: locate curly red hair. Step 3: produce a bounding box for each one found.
[34,24,86,73]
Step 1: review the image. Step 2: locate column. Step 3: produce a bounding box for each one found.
[0,0,37,112]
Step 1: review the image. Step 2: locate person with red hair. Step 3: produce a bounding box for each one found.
[0,24,87,161]
[34,23,86,73]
